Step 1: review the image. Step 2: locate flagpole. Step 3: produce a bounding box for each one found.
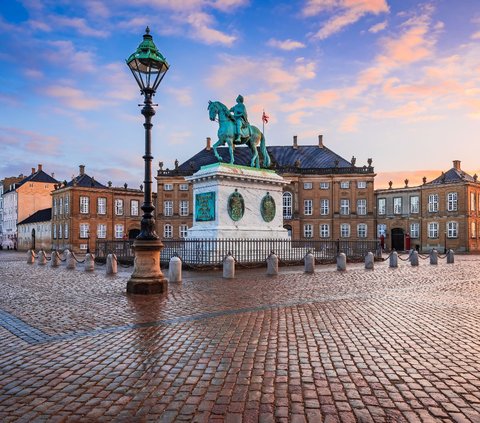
[262,109,265,134]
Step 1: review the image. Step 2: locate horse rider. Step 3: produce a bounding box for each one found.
[230,95,249,143]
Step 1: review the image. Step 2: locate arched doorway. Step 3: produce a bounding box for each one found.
[31,228,36,250]
[128,229,140,239]
[284,225,292,237]
[391,228,404,251]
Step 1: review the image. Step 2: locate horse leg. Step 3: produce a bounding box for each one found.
[212,139,224,161]
[259,131,271,168]
[227,137,235,164]
[250,139,259,168]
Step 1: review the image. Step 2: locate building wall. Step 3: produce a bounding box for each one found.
[17,221,52,251]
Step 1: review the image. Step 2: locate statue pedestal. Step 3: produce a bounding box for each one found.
[127,239,168,295]
[186,163,289,240]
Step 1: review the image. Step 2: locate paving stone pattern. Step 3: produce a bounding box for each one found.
[0,252,480,422]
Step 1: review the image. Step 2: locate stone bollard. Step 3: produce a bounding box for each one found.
[27,249,35,264]
[168,256,182,282]
[106,254,118,275]
[430,249,438,265]
[51,251,60,267]
[84,253,95,271]
[304,252,315,273]
[223,254,235,279]
[410,250,419,266]
[389,251,398,268]
[66,251,76,270]
[37,250,47,266]
[447,249,455,264]
[365,252,374,270]
[337,253,347,271]
[267,252,279,276]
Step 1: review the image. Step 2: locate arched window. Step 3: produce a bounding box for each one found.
[283,192,292,219]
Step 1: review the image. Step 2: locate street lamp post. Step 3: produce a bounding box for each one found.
[126,27,170,295]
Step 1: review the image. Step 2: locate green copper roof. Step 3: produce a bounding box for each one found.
[126,26,169,72]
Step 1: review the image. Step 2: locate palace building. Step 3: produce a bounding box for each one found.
[156,135,376,241]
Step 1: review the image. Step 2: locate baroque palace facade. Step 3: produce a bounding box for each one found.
[156,136,376,241]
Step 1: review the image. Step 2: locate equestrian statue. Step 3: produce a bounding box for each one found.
[208,95,271,169]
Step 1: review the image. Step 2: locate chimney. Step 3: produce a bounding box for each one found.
[79,165,85,175]
[31,167,35,175]
[318,134,324,148]
[51,172,55,178]
[293,135,298,149]
[37,164,43,172]
[206,137,211,151]
[453,160,461,170]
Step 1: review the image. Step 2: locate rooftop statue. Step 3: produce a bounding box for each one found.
[208,96,271,169]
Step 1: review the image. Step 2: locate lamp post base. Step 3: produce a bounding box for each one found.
[127,239,168,295]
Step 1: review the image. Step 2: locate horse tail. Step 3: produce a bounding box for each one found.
[260,131,271,168]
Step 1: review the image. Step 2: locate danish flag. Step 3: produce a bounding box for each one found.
[262,111,269,124]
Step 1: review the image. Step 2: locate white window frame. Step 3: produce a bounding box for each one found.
[59,198,63,215]
[114,224,124,239]
[377,224,386,237]
[179,224,188,238]
[304,200,313,216]
[164,224,173,238]
[283,192,293,219]
[320,199,329,216]
[357,223,367,238]
[447,192,457,212]
[131,200,139,216]
[65,196,69,215]
[53,198,57,217]
[378,198,386,215]
[320,182,330,190]
[357,181,367,189]
[410,223,420,238]
[471,221,477,238]
[319,224,329,238]
[357,199,367,215]
[115,199,124,216]
[97,197,107,215]
[80,196,89,214]
[471,192,476,211]
[340,199,349,215]
[164,184,173,191]
[180,200,189,217]
[428,194,439,212]
[179,184,189,191]
[393,197,402,214]
[447,221,458,238]
[59,224,63,239]
[340,223,351,238]
[428,222,439,238]
[97,224,107,239]
[340,181,350,189]
[164,201,173,217]
[303,182,313,190]
[410,196,419,214]
[53,224,57,239]
[80,223,89,239]
[303,224,313,238]
[64,223,69,239]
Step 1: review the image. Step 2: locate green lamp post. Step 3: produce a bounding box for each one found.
[126,27,170,295]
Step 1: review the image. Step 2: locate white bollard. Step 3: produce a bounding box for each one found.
[410,250,419,266]
[430,249,438,265]
[447,249,455,264]
[66,251,76,270]
[337,253,347,271]
[267,253,279,276]
[84,253,95,271]
[389,251,398,268]
[51,251,60,267]
[37,250,47,266]
[365,252,374,270]
[168,256,182,282]
[27,249,35,264]
[106,254,118,275]
[223,254,235,279]
[304,252,315,273]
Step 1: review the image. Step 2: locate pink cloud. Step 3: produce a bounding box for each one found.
[48,15,108,37]
[43,85,106,110]
[369,20,387,33]
[339,114,359,132]
[267,38,306,51]
[282,90,339,112]
[0,127,62,156]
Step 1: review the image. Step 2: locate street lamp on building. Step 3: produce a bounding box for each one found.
[125,27,169,295]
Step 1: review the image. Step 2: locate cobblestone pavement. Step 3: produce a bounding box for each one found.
[1,252,480,422]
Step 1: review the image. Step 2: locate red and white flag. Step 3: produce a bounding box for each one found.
[262,111,269,124]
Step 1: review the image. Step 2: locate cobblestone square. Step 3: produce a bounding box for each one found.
[0,251,479,422]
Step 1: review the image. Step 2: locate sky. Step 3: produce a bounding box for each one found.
[1,0,480,189]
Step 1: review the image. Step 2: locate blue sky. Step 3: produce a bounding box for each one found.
[1,0,480,188]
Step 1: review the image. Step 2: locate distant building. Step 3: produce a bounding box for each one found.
[1,165,57,249]
[375,160,480,252]
[0,174,24,246]
[17,208,52,251]
[156,136,376,240]
[51,165,146,253]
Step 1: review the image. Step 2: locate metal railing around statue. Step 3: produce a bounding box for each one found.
[95,239,381,268]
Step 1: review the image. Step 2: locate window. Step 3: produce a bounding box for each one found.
[357,224,367,238]
[59,224,63,239]
[80,196,89,214]
[428,222,438,238]
[304,200,313,215]
[164,184,173,191]
[320,182,330,190]
[283,192,292,219]
[447,192,457,212]
[320,199,329,215]
[303,182,313,190]
[53,224,57,239]
[303,224,313,238]
[114,224,124,239]
[340,199,349,215]
[53,198,57,216]
[97,224,107,239]
[471,221,477,238]
[410,223,420,238]
[319,224,329,238]
[179,224,188,238]
[65,196,69,215]
[357,199,367,215]
[393,197,402,214]
[115,199,124,215]
[340,223,351,238]
[80,223,89,239]
[410,196,419,214]
[164,201,173,216]
[179,184,189,191]
[180,200,189,216]
[447,221,458,238]
[79,244,87,251]
[340,181,350,189]
[59,198,63,215]
[428,194,438,212]
[378,198,386,215]
[64,223,69,239]
[97,197,107,215]
[357,181,367,189]
[377,224,386,237]
[131,200,139,216]
[164,224,173,238]
[471,192,476,211]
